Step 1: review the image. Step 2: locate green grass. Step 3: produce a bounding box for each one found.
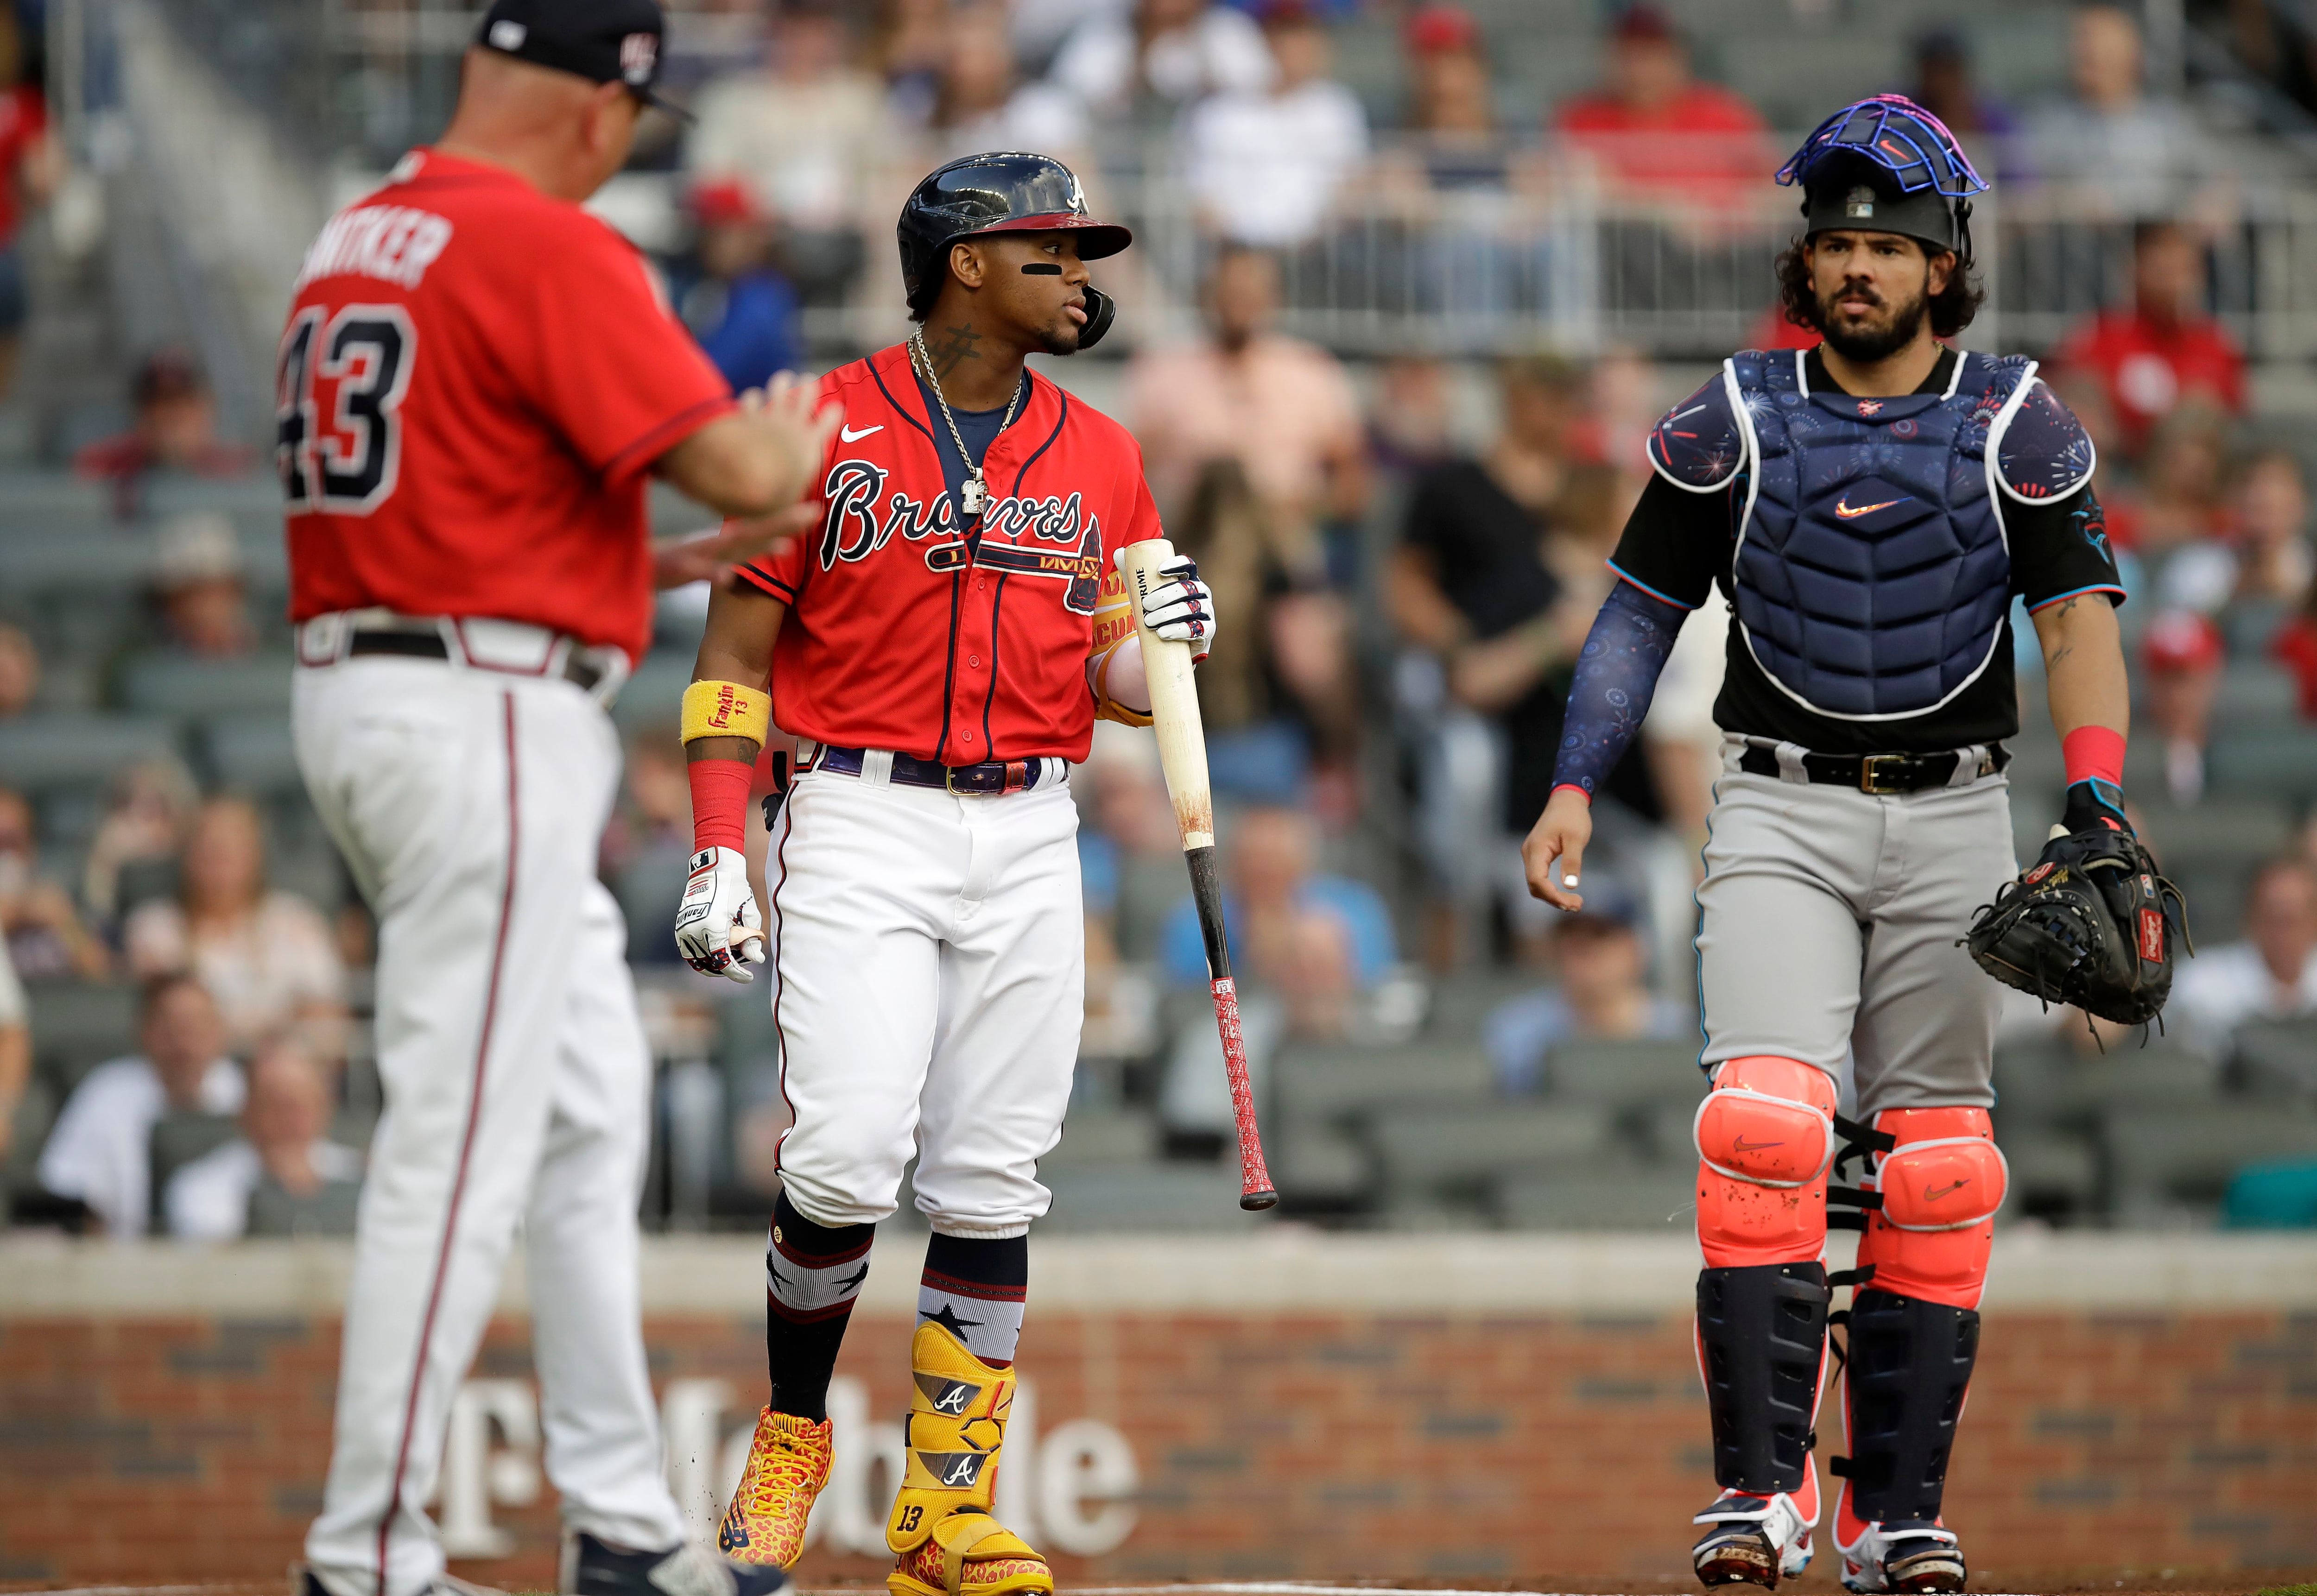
[2254,1584,2317,1596]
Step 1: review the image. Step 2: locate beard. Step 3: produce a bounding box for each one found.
[1817,277,1930,363]
[1037,320,1080,358]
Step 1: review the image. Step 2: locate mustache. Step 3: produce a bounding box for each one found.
[1827,278,1887,312]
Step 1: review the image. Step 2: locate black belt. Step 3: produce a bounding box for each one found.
[1736,743,2009,795]
[348,628,607,694]
[812,744,1052,795]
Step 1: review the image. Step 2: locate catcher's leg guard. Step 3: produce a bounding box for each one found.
[718,1407,834,1568]
[1832,1110,2003,1594]
[1692,1058,1838,1589]
[886,1321,1051,1596]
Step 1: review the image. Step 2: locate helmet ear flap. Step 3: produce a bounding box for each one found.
[1076,286,1116,351]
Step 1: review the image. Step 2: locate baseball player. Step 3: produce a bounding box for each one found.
[280,6,836,1596]
[1523,98,2150,1593]
[671,153,1212,1596]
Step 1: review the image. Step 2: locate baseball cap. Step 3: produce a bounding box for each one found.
[1404,4,1480,55]
[475,0,691,121]
[1610,4,1679,43]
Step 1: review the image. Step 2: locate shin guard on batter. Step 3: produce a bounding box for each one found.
[885,1321,1051,1596]
[1832,1109,2005,1594]
[1691,1058,1838,1586]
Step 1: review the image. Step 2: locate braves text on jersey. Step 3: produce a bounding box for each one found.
[282,149,736,664]
[737,343,1163,764]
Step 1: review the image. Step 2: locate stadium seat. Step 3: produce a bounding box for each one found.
[1496,1163,1695,1231]
[26,982,139,1094]
[1540,1038,1708,1110]
[1038,1162,1271,1232]
[2208,728,2317,804]
[613,651,696,733]
[2209,661,2300,732]
[0,533,162,596]
[1369,1101,1615,1197]
[1272,1041,1494,1131]
[1270,1120,1371,1209]
[120,652,295,719]
[2100,1104,2317,1226]
[200,711,303,795]
[2000,1129,2101,1224]
[0,714,184,795]
[147,1110,241,1231]
[1038,1107,1158,1170]
[246,1175,362,1238]
[2232,1019,2317,1104]
[2134,798,2295,878]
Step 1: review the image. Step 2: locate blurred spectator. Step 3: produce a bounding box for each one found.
[1551,5,1774,215]
[2022,3,2212,216]
[2267,556,2317,720]
[2135,403,2233,557]
[147,513,258,660]
[0,6,57,401]
[1484,884,1689,1096]
[2230,446,2313,605]
[124,795,347,1055]
[1907,27,2024,185]
[2141,607,2223,805]
[1124,245,1367,529]
[924,2,1089,161]
[72,349,255,512]
[0,935,23,1162]
[0,784,109,981]
[2173,857,2317,1045]
[2052,221,2244,462]
[874,0,954,124]
[666,180,803,396]
[1168,457,1358,808]
[1367,354,1458,473]
[686,0,900,301]
[1076,723,1190,963]
[1391,6,1507,191]
[1177,1,1367,248]
[80,755,199,927]
[602,727,694,966]
[1050,0,1273,125]
[1158,804,1393,1038]
[0,620,36,717]
[34,974,243,1239]
[164,1036,361,1241]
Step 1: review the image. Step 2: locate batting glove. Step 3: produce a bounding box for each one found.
[1133,553,1215,664]
[674,847,767,983]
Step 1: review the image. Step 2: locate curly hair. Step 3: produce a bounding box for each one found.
[1775,236,1986,340]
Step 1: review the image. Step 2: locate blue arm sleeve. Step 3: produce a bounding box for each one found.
[1547,579,1690,801]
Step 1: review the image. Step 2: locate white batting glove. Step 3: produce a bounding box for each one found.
[674,847,766,983]
[1132,553,1215,664]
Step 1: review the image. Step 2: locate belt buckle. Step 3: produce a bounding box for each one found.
[945,763,986,795]
[1858,753,1905,795]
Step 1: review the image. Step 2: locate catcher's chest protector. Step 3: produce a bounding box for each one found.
[1653,349,2081,721]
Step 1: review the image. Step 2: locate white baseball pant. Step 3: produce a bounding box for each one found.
[766,754,1083,1236]
[1695,739,2015,1112]
[293,642,685,1596]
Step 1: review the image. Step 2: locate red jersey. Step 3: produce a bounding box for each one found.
[0,87,46,246]
[738,344,1162,764]
[2051,307,2245,458]
[1554,85,1773,213]
[282,150,734,663]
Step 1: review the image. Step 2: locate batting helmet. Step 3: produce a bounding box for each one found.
[896,151,1133,348]
[1776,94,1988,263]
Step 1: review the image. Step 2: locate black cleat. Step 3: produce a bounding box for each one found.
[562,1532,789,1596]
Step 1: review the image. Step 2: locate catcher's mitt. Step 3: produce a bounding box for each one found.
[1963,824,2191,1027]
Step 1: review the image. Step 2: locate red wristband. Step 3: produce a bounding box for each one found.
[1550,783,1594,805]
[2060,725,2127,789]
[687,757,754,852]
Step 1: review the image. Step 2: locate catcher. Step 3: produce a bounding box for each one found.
[1522,96,2184,1594]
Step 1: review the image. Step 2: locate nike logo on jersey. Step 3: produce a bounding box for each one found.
[839,423,884,442]
[1834,496,1907,518]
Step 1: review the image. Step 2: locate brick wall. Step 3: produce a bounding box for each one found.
[4,1307,2312,1587]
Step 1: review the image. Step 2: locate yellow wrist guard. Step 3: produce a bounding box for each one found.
[681,679,771,745]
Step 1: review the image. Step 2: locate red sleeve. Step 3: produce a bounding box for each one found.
[525,221,736,486]
[736,371,843,602]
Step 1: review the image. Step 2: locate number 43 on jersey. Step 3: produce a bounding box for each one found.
[278,304,417,513]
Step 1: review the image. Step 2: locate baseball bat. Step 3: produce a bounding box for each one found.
[1119,538,1279,1211]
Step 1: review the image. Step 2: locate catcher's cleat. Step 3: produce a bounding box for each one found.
[1693,1489,1816,1589]
[1836,1517,1966,1594]
[560,1532,788,1596]
[885,1320,1052,1596]
[718,1407,835,1567]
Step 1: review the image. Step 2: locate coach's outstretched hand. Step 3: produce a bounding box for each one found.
[653,502,821,591]
[658,370,841,525]
[1523,787,1593,913]
[675,846,768,983]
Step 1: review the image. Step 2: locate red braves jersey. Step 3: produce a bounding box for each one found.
[282,150,735,663]
[738,344,1162,763]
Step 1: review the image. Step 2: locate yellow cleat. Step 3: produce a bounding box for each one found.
[717,1406,834,1568]
[885,1322,1053,1596]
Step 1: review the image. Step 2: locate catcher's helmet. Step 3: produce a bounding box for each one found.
[896,151,1132,347]
[1777,94,1988,262]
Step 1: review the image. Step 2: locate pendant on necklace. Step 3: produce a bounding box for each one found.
[961,476,986,516]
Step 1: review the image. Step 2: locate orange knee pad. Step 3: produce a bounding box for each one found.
[1855,1107,2007,1310]
[1694,1056,1838,1268]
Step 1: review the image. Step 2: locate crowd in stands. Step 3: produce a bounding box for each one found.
[7,0,2317,1234]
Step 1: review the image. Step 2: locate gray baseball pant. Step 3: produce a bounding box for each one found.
[1694,738,2016,1113]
